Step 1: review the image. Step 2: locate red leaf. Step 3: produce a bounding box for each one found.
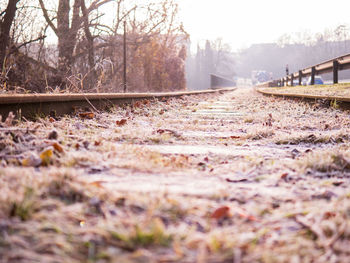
[116,119,127,126]
[52,142,64,153]
[280,173,288,181]
[133,101,142,108]
[79,112,94,119]
[238,212,258,222]
[211,206,230,220]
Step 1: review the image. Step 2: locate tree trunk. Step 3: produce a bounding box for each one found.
[57,0,81,77]
[81,0,97,89]
[0,0,18,72]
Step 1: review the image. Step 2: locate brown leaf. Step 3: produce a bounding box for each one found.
[230,136,240,139]
[79,112,94,119]
[133,101,142,108]
[156,129,181,137]
[280,173,288,181]
[48,130,58,140]
[211,206,230,220]
[49,117,56,123]
[332,181,344,186]
[226,178,248,183]
[323,211,336,219]
[238,212,258,222]
[88,181,106,188]
[52,142,64,153]
[143,99,150,105]
[116,119,127,126]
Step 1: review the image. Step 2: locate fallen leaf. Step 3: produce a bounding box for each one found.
[40,147,53,166]
[323,211,336,219]
[226,178,248,183]
[133,101,142,108]
[88,181,106,188]
[52,142,64,153]
[280,173,288,181]
[211,206,230,220]
[230,136,240,139]
[79,112,94,119]
[156,129,181,137]
[48,130,58,140]
[332,181,343,186]
[116,119,127,126]
[22,153,41,167]
[49,117,55,123]
[197,162,206,171]
[311,190,337,200]
[83,141,89,149]
[238,212,258,222]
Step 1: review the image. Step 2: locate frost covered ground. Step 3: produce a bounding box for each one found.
[260,83,350,98]
[1,87,350,262]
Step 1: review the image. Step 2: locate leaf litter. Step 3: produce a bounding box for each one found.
[1,88,350,262]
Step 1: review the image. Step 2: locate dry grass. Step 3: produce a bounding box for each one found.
[1,88,350,262]
[260,83,350,98]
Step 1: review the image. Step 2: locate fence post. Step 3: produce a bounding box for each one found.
[123,21,127,93]
[311,67,316,85]
[291,74,294,86]
[333,60,338,84]
[298,70,302,85]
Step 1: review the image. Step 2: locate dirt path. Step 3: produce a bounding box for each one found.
[1,87,350,262]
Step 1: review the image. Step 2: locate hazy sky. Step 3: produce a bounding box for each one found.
[178,0,350,51]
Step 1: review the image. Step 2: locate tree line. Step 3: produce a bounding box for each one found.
[235,25,350,81]
[186,39,235,90]
[0,0,187,93]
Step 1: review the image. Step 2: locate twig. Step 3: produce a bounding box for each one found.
[0,127,37,133]
[326,221,347,248]
[9,35,47,55]
[294,215,325,243]
[84,96,99,113]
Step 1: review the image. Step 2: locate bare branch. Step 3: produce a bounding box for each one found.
[38,0,58,35]
[9,35,47,54]
[87,0,114,13]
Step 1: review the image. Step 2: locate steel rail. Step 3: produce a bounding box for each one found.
[256,87,350,109]
[0,87,236,119]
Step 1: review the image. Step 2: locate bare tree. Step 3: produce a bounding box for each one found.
[0,0,19,71]
[38,0,113,77]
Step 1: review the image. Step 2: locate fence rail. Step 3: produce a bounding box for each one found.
[256,53,350,88]
[210,74,236,89]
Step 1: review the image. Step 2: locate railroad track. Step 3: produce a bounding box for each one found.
[256,85,350,109]
[255,52,350,108]
[0,87,235,119]
[2,87,350,262]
